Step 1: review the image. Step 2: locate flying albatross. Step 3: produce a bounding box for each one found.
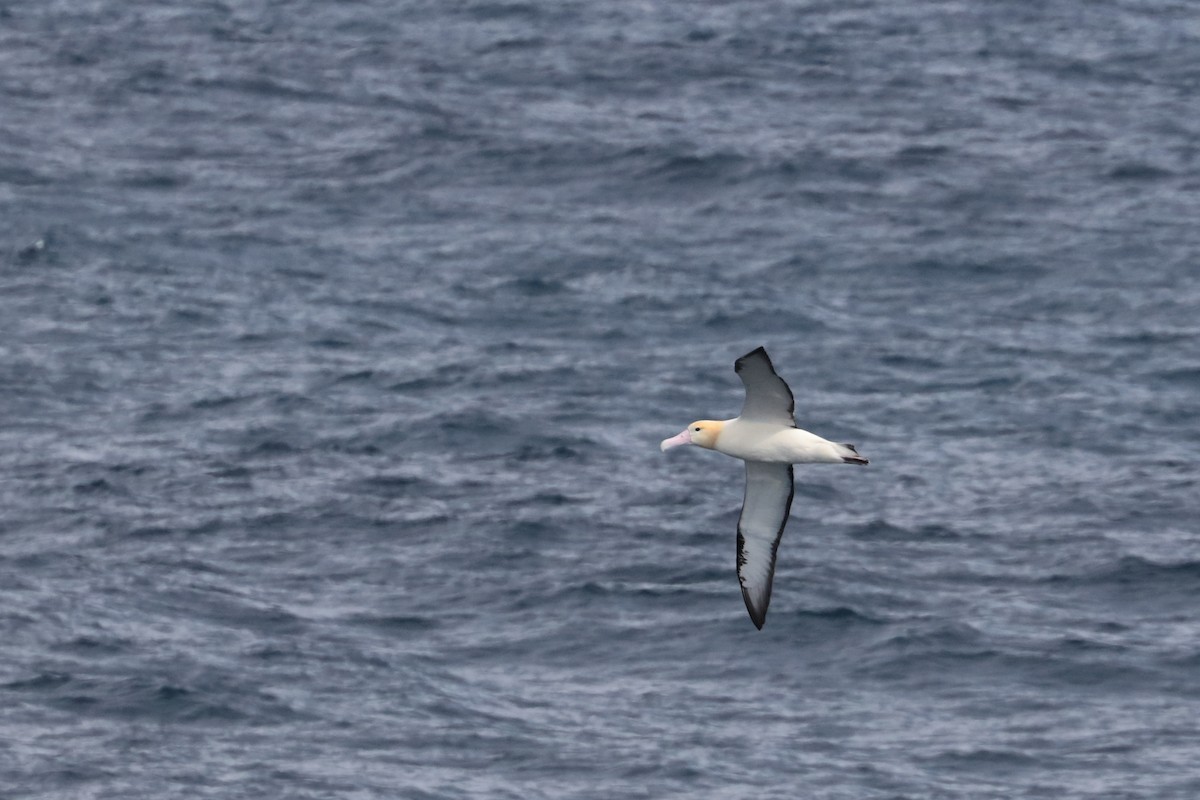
[660,347,868,629]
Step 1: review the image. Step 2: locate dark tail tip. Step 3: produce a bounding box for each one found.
[841,444,868,465]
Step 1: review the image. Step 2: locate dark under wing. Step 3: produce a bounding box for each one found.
[734,347,796,427]
[736,461,795,629]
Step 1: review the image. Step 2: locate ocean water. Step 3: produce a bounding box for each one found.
[2,1,1199,797]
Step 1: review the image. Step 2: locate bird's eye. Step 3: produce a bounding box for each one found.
[693,427,701,432]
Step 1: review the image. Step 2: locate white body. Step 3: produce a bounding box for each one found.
[713,419,852,464]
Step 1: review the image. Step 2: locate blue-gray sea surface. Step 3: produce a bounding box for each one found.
[3,1,1199,798]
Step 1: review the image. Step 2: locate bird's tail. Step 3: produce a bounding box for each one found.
[839,442,869,465]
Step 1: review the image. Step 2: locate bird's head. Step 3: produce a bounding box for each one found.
[660,420,724,452]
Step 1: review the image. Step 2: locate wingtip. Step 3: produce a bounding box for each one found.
[740,584,770,630]
[735,345,770,371]
[741,594,767,629]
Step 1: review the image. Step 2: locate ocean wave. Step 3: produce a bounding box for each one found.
[1051,555,1200,591]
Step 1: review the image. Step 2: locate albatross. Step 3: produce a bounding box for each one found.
[660,346,868,629]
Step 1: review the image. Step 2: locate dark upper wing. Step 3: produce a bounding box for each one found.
[734,347,796,427]
[736,461,795,630]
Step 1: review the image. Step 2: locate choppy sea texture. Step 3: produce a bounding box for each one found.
[2,1,1200,798]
